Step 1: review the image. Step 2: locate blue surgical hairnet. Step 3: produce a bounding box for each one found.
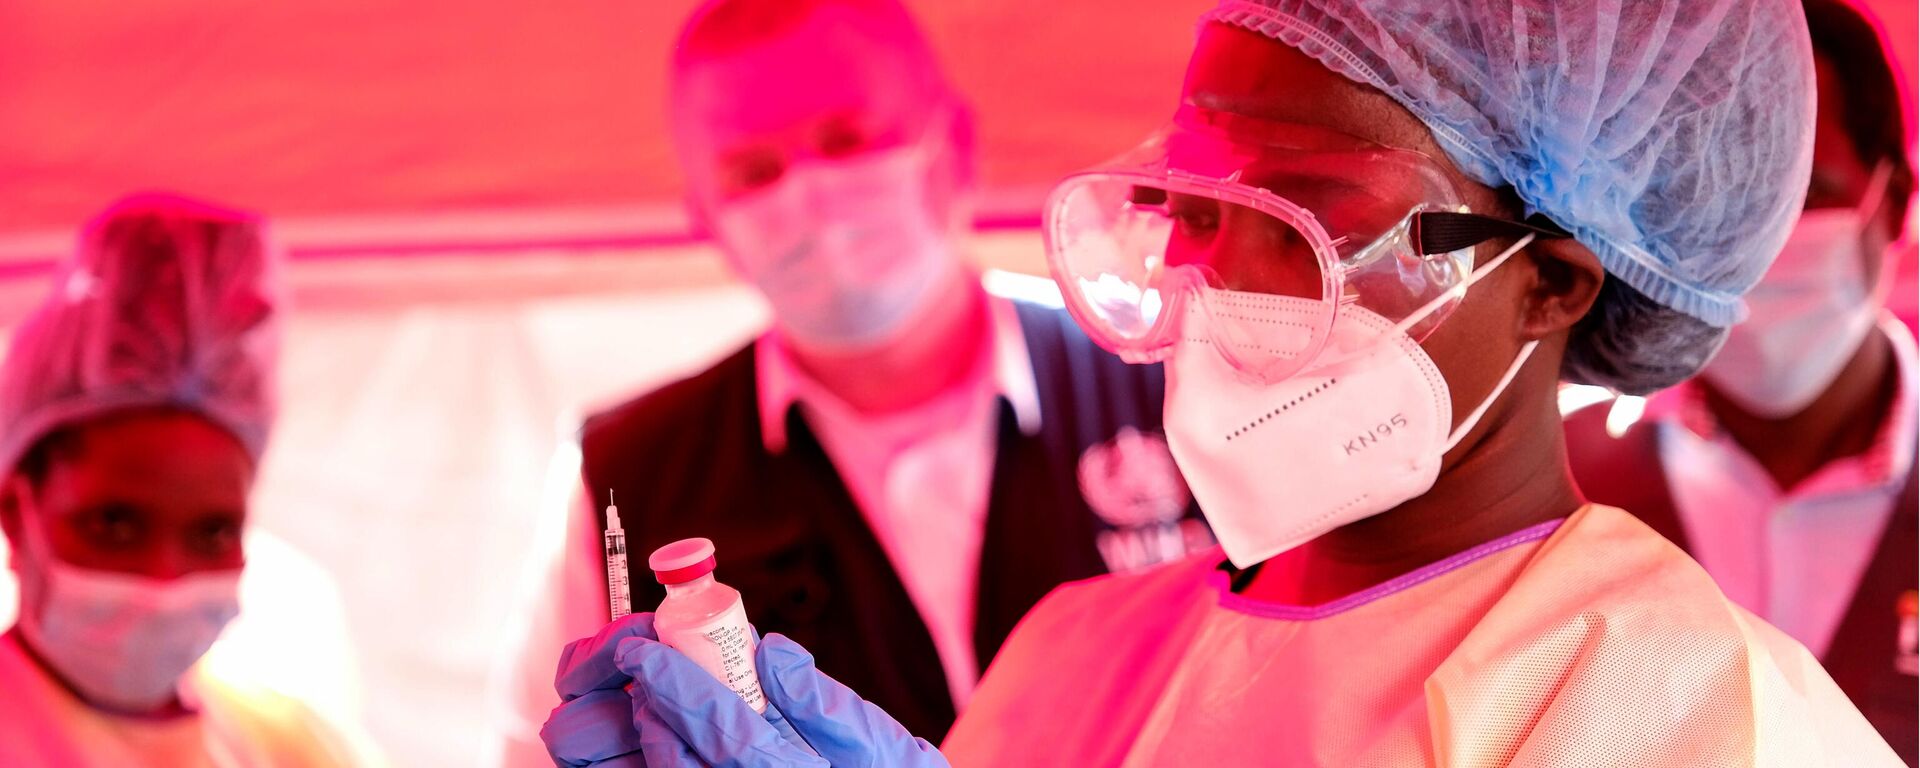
[1203,0,1817,393]
[0,194,280,478]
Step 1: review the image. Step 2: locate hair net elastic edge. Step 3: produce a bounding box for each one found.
[0,393,269,482]
[1563,225,1747,327]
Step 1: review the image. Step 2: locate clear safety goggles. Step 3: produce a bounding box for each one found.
[1044,107,1568,383]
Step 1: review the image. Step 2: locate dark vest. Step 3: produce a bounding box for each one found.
[579,301,1209,741]
[1565,403,1917,764]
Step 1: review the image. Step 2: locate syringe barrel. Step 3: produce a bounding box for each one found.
[605,530,631,621]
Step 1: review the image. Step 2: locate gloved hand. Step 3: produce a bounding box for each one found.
[541,613,815,767]
[539,613,947,768]
[753,632,948,767]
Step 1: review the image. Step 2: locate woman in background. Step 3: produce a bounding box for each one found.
[0,195,355,767]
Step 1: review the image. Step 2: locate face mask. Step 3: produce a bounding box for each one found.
[712,141,961,351]
[14,491,241,713]
[1702,161,1895,418]
[1164,239,1538,568]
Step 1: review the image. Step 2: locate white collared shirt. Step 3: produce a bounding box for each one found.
[1655,314,1917,657]
[756,294,1041,708]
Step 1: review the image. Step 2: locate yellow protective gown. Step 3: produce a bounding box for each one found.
[0,633,357,767]
[945,505,1900,767]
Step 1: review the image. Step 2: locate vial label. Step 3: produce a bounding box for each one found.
[659,601,767,713]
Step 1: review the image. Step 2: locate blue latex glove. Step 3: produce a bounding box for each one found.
[542,613,820,767]
[754,633,948,768]
[540,613,947,767]
[540,613,655,768]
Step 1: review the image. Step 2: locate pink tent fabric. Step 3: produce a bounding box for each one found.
[5,0,1904,251]
[0,0,1212,247]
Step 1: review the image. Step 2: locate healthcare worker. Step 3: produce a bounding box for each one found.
[490,0,1210,761]
[1564,1,1917,761]
[538,0,1906,764]
[0,195,355,767]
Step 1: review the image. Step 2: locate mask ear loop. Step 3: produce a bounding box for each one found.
[8,478,64,639]
[1857,159,1901,308]
[1856,158,1896,222]
[1301,232,1539,375]
[1443,339,1540,453]
[9,478,53,562]
[1432,233,1544,451]
[1381,232,1543,452]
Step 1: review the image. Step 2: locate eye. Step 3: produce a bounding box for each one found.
[815,119,873,159]
[73,502,146,552]
[1167,196,1222,238]
[189,516,243,560]
[725,155,786,194]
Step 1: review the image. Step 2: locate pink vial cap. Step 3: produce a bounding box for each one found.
[650,538,718,585]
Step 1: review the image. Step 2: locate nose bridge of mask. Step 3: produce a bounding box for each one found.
[44,560,243,615]
[794,145,936,250]
[1183,233,1537,378]
[794,139,934,209]
[1186,288,1325,377]
[717,144,926,274]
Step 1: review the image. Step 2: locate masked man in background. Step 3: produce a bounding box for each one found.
[1566,1,1918,760]
[488,1,1211,761]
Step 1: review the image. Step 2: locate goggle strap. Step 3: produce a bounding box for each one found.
[1414,212,1571,256]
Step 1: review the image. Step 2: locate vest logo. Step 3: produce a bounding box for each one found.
[1897,590,1917,677]
[1343,414,1410,456]
[1078,427,1213,573]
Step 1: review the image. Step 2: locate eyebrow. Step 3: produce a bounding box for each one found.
[1185,89,1440,162]
[195,506,247,523]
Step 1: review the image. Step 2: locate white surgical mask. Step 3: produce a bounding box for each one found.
[1165,239,1538,568]
[713,140,962,351]
[14,491,241,713]
[1703,161,1895,418]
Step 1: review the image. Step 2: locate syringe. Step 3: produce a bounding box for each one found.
[604,490,631,622]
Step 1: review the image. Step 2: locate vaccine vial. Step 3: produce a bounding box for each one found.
[649,538,767,713]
